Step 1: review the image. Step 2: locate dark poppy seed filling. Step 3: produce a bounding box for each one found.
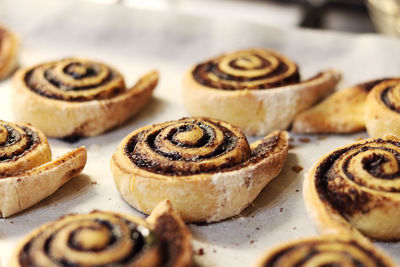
[124,118,252,176]
[381,86,400,113]
[18,212,158,267]
[262,240,389,267]
[192,50,300,90]
[22,58,126,102]
[315,139,400,218]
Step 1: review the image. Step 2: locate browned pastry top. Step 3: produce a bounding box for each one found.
[192,48,300,90]
[22,58,126,102]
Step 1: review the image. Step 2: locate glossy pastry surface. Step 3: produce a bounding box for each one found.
[182,48,340,135]
[0,25,18,80]
[304,134,400,241]
[111,117,289,222]
[11,200,192,267]
[12,58,158,138]
[0,120,87,217]
[254,235,395,267]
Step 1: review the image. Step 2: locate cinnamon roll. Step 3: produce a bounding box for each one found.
[365,79,400,138]
[254,235,395,267]
[11,200,192,267]
[0,120,87,217]
[12,58,158,138]
[0,25,18,80]
[292,78,390,134]
[304,134,400,241]
[182,48,340,136]
[111,117,289,222]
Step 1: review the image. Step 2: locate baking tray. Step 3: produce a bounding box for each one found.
[1,0,400,266]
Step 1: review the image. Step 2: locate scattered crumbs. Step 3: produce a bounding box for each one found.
[250,215,255,218]
[317,136,327,140]
[296,189,299,192]
[91,181,98,185]
[255,227,260,231]
[291,165,304,173]
[280,208,283,212]
[10,221,14,224]
[246,234,250,238]
[288,137,294,142]
[355,137,364,141]
[293,227,297,230]
[196,248,205,256]
[108,198,111,201]
[213,249,217,253]
[288,144,296,150]
[250,240,255,244]
[298,138,310,143]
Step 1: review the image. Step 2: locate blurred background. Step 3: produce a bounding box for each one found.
[84,0,399,36]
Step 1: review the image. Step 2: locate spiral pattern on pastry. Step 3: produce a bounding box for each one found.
[365,79,400,138]
[12,58,158,138]
[125,117,251,176]
[111,117,289,222]
[193,49,300,90]
[182,48,341,135]
[255,236,395,267]
[304,134,400,241]
[0,120,86,218]
[12,200,192,267]
[0,25,18,80]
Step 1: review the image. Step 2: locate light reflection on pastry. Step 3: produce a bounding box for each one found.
[304,134,400,241]
[182,48,340,136]
[0,25,18,80]
[365,79,400,138]
[0,120,87,218]
[111,117,289,222]
[11,200,192,267]
[254,235,395,267]
[292,78,390,134]
[12,58,158,139]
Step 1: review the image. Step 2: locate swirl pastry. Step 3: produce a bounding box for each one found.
[182,48,340,136]
[12,58,158,138]
[304,134,400,241]
[0,25,18,80]
[111,117,289,222]
[365,79,400,138]
[292,78,390,134]
[0,120,87,217]
[11,200,192,267]
[254,235,395,267]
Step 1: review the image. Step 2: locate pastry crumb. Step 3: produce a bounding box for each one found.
[291,165,303,173]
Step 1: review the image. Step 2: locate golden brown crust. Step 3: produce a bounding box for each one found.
[254,235,396,267]
[304,134,400,241]
[365,79,400,138]
[12,58,158,138]
[111,117,289,222]
[11,200,192,267]
[0,120,87,217]
[182,48,340,136]
[0,25,18,80]
[292,78,391,134]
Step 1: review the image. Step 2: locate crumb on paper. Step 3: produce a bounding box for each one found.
[196,248,205,256]
[255,227,260,231]
[91,181,99,185]
[296,189,299,192]
[317,136,327,140]
[293,227,297,230]
[298,138,310,143]
[291,165,303,173]
[280,208,283,212]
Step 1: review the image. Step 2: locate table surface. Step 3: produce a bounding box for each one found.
[1,0,400,266]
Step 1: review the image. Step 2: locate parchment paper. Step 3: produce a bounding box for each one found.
[1,0,400,266]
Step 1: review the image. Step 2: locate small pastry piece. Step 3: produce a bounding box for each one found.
[304,134,400,241]
[0,120,87,217]
[254,235,395,267]
[111,117,289,222]
[292,78,390,134]
[12,58,158,138]
[365,79,400,138]
[11,200,192,267]
[0,25,18,80]
[182,48,340,136]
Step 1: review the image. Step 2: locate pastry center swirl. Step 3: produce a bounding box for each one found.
[192,49,300,90]
[381,84,400,113]
[263,240,388,267]
[18,212,156,266]
[23,58,126,101]
[0,121,38,163]
[125,118,251,175]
